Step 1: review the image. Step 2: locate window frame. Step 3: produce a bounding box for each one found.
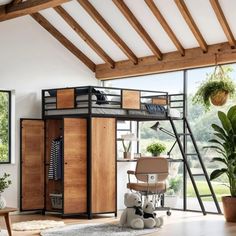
[0,90,11,164]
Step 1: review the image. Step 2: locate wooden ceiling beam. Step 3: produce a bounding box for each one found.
[210,0,236,48]
[95,42,236,80]
[0,0,70,22]
[54,6,115,68]
[31,12,96,72]
[113,0,162,60]
[145,0,184,56]
[174,0,208,52]
[77,0,138,64]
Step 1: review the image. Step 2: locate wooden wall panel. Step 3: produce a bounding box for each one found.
[45,119,63,211]
[57,89,75,109]
[122,90,140,109]
[21,120,45,210]
[63,118,87,214]
[91,118,116,213]
[152,97,168,105]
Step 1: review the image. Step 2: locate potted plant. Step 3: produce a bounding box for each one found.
[165,176,182,207]
[192,65,235,111]
[121,133,138,159]
[206,105,236,222]
[0,173,11,209]
[146,142,166,157]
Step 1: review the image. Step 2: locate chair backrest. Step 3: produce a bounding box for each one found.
[135,157,168,182]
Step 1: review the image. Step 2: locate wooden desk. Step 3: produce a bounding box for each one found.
[0,207,17,236]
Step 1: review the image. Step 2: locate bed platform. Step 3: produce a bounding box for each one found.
[42,86,183,119]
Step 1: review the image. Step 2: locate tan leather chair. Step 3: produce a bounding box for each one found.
[127,157,171,215]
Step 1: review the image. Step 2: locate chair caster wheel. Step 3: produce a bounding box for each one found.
[167,210,171,216]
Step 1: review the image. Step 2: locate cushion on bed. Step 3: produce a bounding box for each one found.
[145,104,166,114]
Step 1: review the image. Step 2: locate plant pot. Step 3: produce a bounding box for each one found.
[210,90,229,106]
[222,196,236,222]
[0,194,6,209]
[152,153,160,157]
[123,152,131,159]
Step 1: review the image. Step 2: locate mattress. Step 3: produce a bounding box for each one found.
[45,107,181,118]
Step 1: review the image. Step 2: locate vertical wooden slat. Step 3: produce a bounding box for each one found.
[64,118,87,214]
[91,118,116,213]
[21,120,45,210]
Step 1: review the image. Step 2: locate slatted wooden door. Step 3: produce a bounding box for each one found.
[91,117,116,213]
[63,118,87,214]
[21,119,45,211]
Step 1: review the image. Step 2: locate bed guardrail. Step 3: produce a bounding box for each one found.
[42,86,180,118]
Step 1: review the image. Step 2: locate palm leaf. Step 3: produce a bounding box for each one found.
[218,111,232,134]
[210,168,227,181]
[212,124,227,138]
[211,157,227,165]
[227,105,236,121]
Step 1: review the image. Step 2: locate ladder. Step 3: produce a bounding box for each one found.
[169,116,222,215]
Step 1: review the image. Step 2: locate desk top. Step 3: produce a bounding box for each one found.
[0,207,18,214]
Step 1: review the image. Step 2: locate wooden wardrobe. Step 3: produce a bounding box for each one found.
[20,117,116,218]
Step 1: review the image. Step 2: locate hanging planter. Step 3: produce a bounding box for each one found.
[210,90,229,106]
[192,65,235,111]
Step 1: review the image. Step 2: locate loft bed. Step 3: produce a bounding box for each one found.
[42,86,183,119]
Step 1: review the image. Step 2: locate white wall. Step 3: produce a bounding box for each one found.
[0,15,99,208]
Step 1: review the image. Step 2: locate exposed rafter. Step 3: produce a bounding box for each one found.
[145,0,184,56]
[31,12,96,72]
[77,0,138,64]
[210,0,236,48]
[96,42,236,80]
[113,0,162,60]
[54,6,115,68]
[174,0,208,52]
[0,0,70,22]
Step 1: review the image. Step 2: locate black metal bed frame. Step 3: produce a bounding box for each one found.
[20,85,221,218]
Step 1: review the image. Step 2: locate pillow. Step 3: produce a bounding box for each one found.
[95,90,109,105]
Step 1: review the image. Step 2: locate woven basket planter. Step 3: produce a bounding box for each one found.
[210,90,229,106]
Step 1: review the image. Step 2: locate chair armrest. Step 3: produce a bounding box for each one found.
[127,170,135,175]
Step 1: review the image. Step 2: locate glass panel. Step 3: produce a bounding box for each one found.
[0,91,10,163]
[104,71,184,94]
[187,64,236,212]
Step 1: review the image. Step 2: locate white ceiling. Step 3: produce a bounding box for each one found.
[35,0,236,65]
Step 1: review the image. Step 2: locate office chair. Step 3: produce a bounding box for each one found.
[127,157,171,216]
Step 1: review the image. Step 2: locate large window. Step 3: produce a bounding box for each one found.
[104,65,236,213]
[0,90,11,163]
[186,64,236,212]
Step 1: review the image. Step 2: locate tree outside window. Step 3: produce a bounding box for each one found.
[0,91,10,163]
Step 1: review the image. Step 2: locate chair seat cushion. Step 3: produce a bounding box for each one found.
[127,182,166,193]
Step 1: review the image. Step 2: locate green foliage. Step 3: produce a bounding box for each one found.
[122,140,131,152]
[167,176,182,195]
[0,92,9,162]
[146,142,166,156]
[206,105,236,197]
[0,173,11,193]
[0,144,8,162]
[192,65,235,111]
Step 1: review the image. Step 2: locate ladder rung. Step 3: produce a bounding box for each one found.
[192,173,205,177]
[185,153,197,156]
[170,106,183,109]
[200,194,212,198]
[170,100,184,102]
[178,133,191,136]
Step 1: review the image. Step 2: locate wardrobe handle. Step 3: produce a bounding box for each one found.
[65,162,68,165]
